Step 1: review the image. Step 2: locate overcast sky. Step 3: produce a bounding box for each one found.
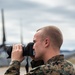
[0,0,75,50]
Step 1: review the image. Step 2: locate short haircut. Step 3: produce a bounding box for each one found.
[37,25,63,48]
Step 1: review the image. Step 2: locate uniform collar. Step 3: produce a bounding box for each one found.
[46,55,64,64]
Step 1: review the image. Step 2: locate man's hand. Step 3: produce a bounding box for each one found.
[11,44,24,62]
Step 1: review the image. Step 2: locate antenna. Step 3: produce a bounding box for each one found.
[1,9,6,46]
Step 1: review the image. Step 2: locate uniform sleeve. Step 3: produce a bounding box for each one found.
[4,60,20,75]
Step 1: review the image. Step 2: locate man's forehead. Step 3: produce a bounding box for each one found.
[33,31,41,39]
[33,30,44,39]
[34,32,39,38]
[34,31,41,37]
[33,34,38,41]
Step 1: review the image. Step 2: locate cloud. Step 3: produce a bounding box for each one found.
[0,0,45,10]
[0,0,75,50]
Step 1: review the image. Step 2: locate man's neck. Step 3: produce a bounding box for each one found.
[43,49,60,63]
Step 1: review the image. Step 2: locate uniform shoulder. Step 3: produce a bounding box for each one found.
[63,60,75,74]
[64,59,74,66]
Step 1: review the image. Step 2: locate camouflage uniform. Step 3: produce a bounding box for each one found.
[4,55,75,75]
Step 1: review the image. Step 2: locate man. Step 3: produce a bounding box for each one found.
[4,26,75,75]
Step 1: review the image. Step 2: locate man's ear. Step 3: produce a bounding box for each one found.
[44,37,50,47]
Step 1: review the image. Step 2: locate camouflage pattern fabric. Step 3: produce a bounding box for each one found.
[4,60,20,75]
[4,55,75,75]
[31,60,44,68]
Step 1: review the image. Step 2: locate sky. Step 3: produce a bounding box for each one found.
[0,0,75,50]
